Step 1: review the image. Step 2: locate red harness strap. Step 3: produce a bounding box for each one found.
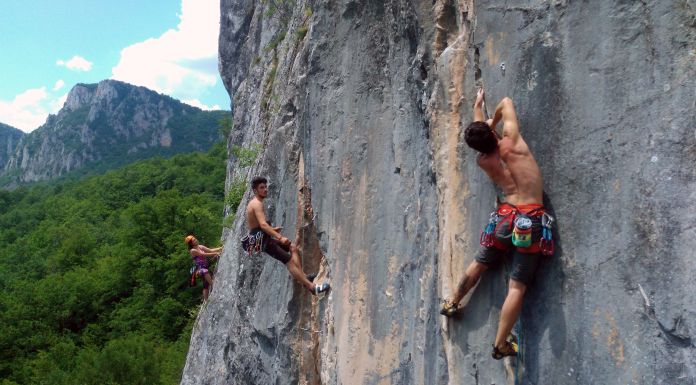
[492,203,545,253]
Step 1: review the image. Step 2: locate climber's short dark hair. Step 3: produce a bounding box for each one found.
[464,121,498,154]
[251,176,267,190]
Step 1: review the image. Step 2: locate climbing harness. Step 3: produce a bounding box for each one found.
[240,231,264,256]
[479,202,554,254]
[540,212,555,256]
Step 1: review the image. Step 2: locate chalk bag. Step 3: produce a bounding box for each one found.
[512,215,533,248]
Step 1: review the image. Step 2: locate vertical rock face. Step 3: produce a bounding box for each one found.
[0,123,24,171]
[184,1,696,384]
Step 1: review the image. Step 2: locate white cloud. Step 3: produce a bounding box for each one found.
[0,85,70,132]
[56,55,93,72]
[183,99,221,111]
[51,93,69,113]
[111,0,220,101]
[0,87,49,132]
[53,79,65,91]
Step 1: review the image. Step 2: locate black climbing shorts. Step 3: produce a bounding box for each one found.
[475,215,543,286]
[264,237,292,264]
[249,228,292,264]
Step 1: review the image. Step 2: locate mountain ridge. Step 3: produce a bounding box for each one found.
[1,79,228,187]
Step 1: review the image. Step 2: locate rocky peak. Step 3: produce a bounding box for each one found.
[64,83,97,111]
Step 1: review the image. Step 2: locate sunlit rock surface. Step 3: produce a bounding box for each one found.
[183,1,696,384]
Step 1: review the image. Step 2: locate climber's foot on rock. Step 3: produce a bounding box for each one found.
[440,299,460,317]
[312,282,330,296]
[492,338,518,360]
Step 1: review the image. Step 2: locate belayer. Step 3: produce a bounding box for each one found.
[243,176,330,295]
[441,88,554,359]
[186,235,224,301]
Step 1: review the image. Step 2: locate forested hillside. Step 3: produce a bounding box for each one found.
[0,141,228,384]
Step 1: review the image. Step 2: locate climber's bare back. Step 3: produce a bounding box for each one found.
[493,98,543,204]
[477,151,519,204]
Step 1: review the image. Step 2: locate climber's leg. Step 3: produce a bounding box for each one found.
[441,245,506,317]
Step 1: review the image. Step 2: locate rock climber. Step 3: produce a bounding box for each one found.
[441,87,552,360]
[186,235,223,301]
[244,176,330,295]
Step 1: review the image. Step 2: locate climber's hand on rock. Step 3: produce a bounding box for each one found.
[475,87,485,107]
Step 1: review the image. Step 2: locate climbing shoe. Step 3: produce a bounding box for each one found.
[312,282,330,296]
[306,273,317,283]
[491,340,518,360]
[440,300,459,317]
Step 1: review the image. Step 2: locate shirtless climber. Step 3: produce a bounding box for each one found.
[186,235,223,301]
[245,176,330,295]
[441,88,553,360]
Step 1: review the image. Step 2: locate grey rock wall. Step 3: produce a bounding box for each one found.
[0,123,24,171]
[183,0,696,384]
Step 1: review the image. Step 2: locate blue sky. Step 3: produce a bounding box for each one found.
[0,0,229,132]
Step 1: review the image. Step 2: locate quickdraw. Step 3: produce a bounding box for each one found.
[189,266,198,287]
[480,211,499,247]
[240,231,264,256]
[540,212,555,256]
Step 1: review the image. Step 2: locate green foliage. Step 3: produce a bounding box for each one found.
[261,60,279,113]
[218,115,233,139]
[224,144,259,225]
[262,0,296,23]
[295,7,312,42]
[0,145,226,384]
[264,31,287,53]
[296,25,308,41]
[231,144,261,168]
[225,177,247,215]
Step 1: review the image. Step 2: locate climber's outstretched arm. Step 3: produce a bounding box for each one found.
[191,249,220,258]
[473,87,486,122]
[200,245,223,253]
[490,97,520,142]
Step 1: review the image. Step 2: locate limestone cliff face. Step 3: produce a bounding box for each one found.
[0,123,24,172]
[183,1,696,384]
[2,80,225,185]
